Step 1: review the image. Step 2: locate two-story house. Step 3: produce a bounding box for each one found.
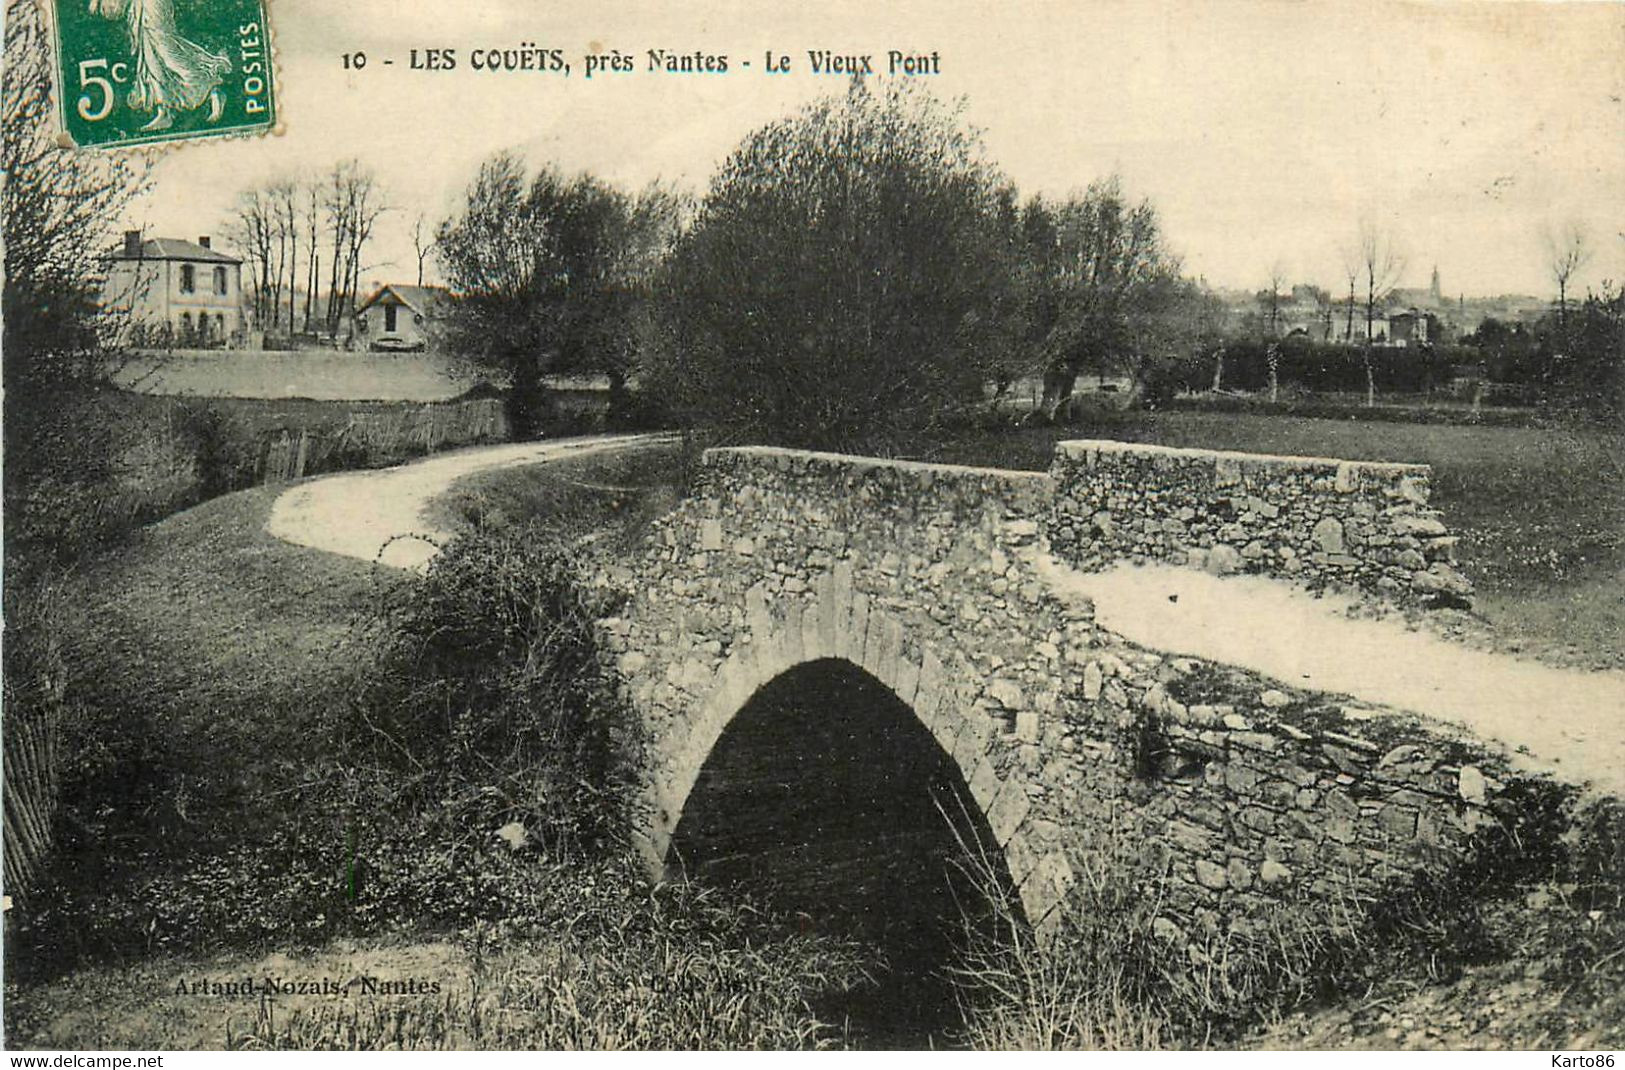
[102,230,246,347]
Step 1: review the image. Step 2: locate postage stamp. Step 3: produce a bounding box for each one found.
[47,0,276,149]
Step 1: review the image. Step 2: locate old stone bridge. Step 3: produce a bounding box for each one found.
[595,440,1589,946]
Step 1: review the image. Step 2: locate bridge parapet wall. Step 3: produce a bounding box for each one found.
[1048,440,1472,605]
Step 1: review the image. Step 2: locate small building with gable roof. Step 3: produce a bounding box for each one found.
[354,284,448,352]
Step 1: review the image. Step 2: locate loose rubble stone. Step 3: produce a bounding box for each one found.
[1205,543,1243,575]
[1259,859,1293,886]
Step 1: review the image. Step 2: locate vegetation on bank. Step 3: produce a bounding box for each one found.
[2,451,875,1049]
[3,387,511,576]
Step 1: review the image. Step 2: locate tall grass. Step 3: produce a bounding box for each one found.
[945,778,1624,1050]
[352,525,645,859]
[944,810,1170,1050]
[223,868,874,1051]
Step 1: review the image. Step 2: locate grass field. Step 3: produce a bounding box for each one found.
[109,350,473,402]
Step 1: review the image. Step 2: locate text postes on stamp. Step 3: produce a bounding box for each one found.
[50,0,276,149]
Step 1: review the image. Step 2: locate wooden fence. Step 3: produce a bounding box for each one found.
[3,684,60,904]
[259,398,508,484]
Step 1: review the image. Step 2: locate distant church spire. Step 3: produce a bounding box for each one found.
[1430,265,1441,304]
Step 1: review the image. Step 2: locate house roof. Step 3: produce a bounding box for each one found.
[356,284,449,317]
[110,237,241,264]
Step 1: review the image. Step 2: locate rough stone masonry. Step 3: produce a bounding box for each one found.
[598,442,1594,953]
[1050,440,1473,605]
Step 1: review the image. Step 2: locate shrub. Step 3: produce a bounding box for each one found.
[168,401,260,497]
[1203,340,1461,396]
[354,527,642,858]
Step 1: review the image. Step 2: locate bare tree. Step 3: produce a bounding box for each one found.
[269,179,301,336]
[1545,219,1591,350]
[321,160,388,339]
[1339,248,1360,342]
[3,0,149,383]
[1260,262,1288,338]
[411,212,437,286]
[225,188,275,329]
[1358,218,1404,407]
[304,184,321,332]
[1259,262,1289,401]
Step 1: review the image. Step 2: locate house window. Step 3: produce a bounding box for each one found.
[214,267,228,295]
[216,314,226,340]
[180,264,195,293]
[384,304,398,332]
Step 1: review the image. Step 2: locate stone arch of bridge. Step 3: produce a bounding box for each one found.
[633,582,1075,931]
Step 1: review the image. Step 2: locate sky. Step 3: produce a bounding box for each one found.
[122,0,1625,299]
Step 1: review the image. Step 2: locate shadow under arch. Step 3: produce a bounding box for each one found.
[665,657,1027,1043]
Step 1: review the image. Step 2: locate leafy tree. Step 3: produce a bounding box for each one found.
[1516,287,1624,413]
[1012,178,1180,417]
[1124,274,1222,407]
[650,82,1011,450]
[1563,284,1624,414]
[436,154,677,437]
[1463,316,1538,383]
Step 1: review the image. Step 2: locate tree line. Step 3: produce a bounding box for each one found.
[225,161,387,340]
[431,82,1203,447]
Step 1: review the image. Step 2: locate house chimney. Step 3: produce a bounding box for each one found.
[198,235,211,249]
[124,229,142,257]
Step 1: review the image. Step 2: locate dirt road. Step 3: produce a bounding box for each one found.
[1038,558,1625,798]
[266,434,668,570]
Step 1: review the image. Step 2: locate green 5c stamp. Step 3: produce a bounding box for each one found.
[49,0,276,148]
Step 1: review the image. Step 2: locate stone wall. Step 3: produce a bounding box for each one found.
[602,445,1561,954]
[1048,439,1472,605]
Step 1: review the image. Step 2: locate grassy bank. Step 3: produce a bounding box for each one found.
[7,860,876,1051]
[4,442,896,1050]
[426,440,695,553]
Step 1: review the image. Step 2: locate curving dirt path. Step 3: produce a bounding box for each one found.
[266,439,1625,795]
[266,433,670,570]
[1037,558,1625,798]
